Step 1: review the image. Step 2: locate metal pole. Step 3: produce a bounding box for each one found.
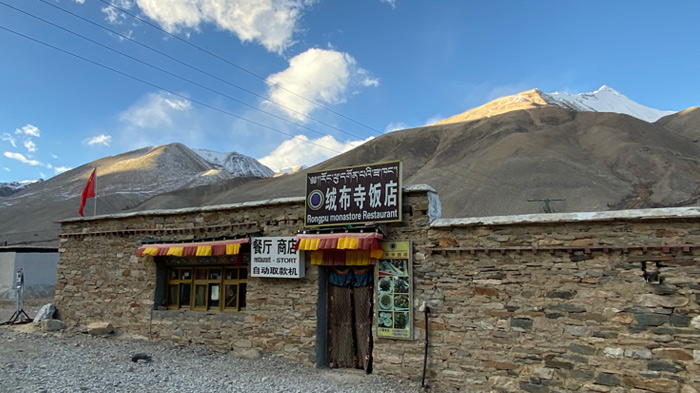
[93,168,97,216]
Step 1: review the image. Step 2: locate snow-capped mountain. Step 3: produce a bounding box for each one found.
[543,85,675,123]
[434,85,677,126]
[0,180,40,197]
[194,149,274,178]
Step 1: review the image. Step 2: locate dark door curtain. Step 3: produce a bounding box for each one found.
[328,278,373,372]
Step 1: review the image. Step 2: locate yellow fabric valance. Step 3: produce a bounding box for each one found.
[136,238,248,257]
[296,233,384,266]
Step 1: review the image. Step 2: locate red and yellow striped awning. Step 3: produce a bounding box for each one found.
[295,233,383,266]
[136,238,249,257]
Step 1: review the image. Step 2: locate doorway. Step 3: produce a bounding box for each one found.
[327,265,374,373]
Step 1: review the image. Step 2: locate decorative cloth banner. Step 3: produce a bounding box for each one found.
[295,233,384,266]
[136,238,249,257]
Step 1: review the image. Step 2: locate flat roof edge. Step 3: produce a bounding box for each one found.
[58,196,307,223]
[432,207,700,228]
[58,184,437,224]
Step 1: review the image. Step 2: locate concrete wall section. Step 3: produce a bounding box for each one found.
[0,251,16,297]
[15,252,59,297]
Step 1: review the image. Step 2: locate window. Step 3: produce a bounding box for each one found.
[165,254,248,312]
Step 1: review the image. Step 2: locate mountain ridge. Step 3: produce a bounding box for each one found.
[1,87,698,248]
[434,86,675,126]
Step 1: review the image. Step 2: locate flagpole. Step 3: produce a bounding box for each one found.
[93,168,97,216]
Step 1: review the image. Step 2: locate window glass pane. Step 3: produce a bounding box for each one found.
[209,268,221,280]
[209,284,220,309]
[239,283,247,310]
[167,285,178,307]
[181,269,191,280]
[194,285,207,308]
[225,268,238,280]
[179,284,191,307]
[224,284,237,309]
[195,268,207,280]
[240,268,248,279]
[169,269,178,280]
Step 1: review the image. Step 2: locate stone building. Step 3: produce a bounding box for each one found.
[56,185,700,393]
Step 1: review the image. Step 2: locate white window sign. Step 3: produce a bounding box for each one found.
[251,237,305,278]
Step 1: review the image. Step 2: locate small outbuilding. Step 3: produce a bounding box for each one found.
[0,245,58,299]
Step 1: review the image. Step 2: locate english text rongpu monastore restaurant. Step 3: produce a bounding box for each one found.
[57,161,700,392]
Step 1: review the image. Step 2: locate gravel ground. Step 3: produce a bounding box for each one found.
[0,300,426,393]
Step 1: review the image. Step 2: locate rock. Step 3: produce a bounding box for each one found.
[533,367,554,379]
[682,384,699,393]
[634,313,669,326]
[625,348,652,359]
[652,348,693,361]
[234,349,262,360]
[648,360,684,373]
[564,325,591,336]
[569,343,595,355]
[549,303,587,313]
[691,316,700,329]
[612,313,635,324]
[41,319,66,332]
[596,372,620,386]
[131,353,151,363]
[603,348,624,358]
[634,294,688,308]
[511,318,533,332]
[490,376,517,390]
[519,382,548,393]
[33,304,56,324]
[87,322,114,335]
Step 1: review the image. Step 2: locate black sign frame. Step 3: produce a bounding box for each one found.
[305,161,402,227]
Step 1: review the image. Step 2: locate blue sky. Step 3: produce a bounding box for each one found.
[1,0,698,182]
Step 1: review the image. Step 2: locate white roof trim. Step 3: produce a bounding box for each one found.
[432,207,700,228]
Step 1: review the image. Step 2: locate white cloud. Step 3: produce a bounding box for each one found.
[74,0,86,4]
[424,115,444,126]
[3,152,41,166]
[1,133,16,147]
[385,122,407,133]
[51,154,58,159]
[102,0,133,25]
[54,166,71,175]
[259,134,373,172]
[131,0,316,54]
[380,0,397,8]
[85,134,113,146]
[23,139,36,153]
[266,48,378,122]
[15,124,40,137]
[119,92,191,129]
[3,167,9,172]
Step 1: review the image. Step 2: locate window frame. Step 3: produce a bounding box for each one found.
[164,253,248,313]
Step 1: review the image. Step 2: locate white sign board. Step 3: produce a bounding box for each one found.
[251,237,305,278]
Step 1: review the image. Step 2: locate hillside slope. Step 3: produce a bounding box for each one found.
[0,143,264,246]
[135,106,700,219]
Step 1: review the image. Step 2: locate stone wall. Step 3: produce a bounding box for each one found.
[411,215,700,393]
[56,188,700,392]
[56,188,437,368]
[56,199,317,363]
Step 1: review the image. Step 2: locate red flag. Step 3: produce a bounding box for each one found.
[79,168,96,217]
